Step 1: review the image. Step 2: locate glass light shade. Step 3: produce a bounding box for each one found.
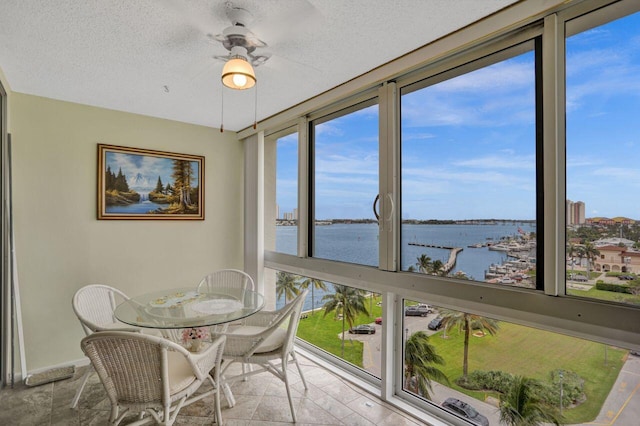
[221,57,256,90]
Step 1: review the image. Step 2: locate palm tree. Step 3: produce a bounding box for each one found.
[440,309,499,380]
[322,285,369,357]
[416,254,432,274]
[299,276,327,313]
[430,259,445,276]
[276,271,300,303]
[404,331,449,400]
[499,375,563,425]
[567,243,577,270]
[581,241,600,279]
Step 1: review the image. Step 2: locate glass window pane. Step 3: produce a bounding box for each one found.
[401,49,537,288]
[311,101,379,266]
[566,10,640,307]
[402,299,629,425]
[276,131,298,255]
[273,269,382,378]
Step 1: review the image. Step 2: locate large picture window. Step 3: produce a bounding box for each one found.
[400,46,538,288]
[309,100,380,267]
[565,9,640,306]
[261,1,640,424]
[275,130,299,256]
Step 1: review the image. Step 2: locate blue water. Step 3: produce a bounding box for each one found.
[106,200,168,214]
[276,222,536,310]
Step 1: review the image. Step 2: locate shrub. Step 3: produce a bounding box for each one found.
[459,370,514,394]
[595,282,632,294]
[460,369,586,408]
[539,370,585,408]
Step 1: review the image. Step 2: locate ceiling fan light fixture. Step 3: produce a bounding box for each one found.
[221,55,256,90]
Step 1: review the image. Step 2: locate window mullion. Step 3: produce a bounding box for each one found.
[297,117,309,258]
[542,13,566,296]
[378,82,399,272]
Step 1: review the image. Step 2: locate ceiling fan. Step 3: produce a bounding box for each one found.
[210,5,272,69]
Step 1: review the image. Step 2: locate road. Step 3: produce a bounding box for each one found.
[577,352,640,426]
[346,312,640,425]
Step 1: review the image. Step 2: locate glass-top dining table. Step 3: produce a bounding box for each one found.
[114,286,264,408]
[114,287,265,329]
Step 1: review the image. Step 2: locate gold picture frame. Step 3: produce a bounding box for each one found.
[97,144,204,220]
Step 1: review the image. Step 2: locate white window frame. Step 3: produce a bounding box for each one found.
[250,0,640,420]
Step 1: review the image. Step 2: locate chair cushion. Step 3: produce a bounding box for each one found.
[167,351,197,394]
[233,326,287,353]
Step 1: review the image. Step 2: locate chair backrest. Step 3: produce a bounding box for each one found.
[82,331,169,405]
[280,289,308,355]
[197,269,255,298]
[81,331,225,405]
[72,284,132,335]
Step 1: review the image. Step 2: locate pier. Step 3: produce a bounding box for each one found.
[408,242,463,273]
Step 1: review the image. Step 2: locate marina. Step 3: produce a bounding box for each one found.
[276,221,538,308]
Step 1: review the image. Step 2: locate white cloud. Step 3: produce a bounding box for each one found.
[452,154,535,170]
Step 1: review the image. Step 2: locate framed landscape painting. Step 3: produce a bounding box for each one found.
[97,144,204,220]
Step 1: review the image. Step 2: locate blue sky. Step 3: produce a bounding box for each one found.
[106,152,199,192]
[277,11,640,221]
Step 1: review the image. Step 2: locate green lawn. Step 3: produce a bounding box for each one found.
[296,297,382,367]
[296,297,626,424]
[418,323,626,424]
[567,286,640,305]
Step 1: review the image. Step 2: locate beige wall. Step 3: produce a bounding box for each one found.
[9,93,244,371]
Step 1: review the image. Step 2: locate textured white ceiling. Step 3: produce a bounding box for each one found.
[0,0,518,131]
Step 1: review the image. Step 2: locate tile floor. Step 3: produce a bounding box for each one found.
[0,354,428,425]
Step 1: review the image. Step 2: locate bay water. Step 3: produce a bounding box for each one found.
[276,221,536,310]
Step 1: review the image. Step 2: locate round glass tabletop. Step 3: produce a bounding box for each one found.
[114,287,264,329]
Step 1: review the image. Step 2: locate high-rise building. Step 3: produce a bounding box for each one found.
[574,201,585,224]
[566,200,575,225]
[566,200,586,225]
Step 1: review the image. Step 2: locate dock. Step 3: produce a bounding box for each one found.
[408,242,463,273]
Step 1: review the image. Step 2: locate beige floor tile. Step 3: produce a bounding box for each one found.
[0,354,428,426]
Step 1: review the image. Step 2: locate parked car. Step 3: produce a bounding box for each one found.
[428,316,444,330]
[375,317,382,324]
[404,304,432,317]
[441,398,489,426]
[349,324,376,334]
[570,274,588,282]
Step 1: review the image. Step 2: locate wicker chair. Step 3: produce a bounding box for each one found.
[196,269,255,336]
[196,269,255,296]
[213,289,309,423]
[71,284,142,408]
[81,331,226,426]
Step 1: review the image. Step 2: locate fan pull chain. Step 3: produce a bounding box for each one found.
[253,83,258,130]
[220,84,224,133]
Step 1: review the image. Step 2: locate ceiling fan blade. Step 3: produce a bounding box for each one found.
[249,52,272,67]
[213,54,230,63]
[250,0,323,45]
[157,0,221,35]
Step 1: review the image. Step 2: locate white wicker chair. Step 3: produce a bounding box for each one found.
[196,269,255,336]
[71,284,142,408]
[213,289,309,423]
[81,331,226,426]
[196,269,255,296]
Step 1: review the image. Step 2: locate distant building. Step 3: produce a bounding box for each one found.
[593,245,640,273]
[566,200,586,225]
[594,237,635,248]
[586,216,636,225]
